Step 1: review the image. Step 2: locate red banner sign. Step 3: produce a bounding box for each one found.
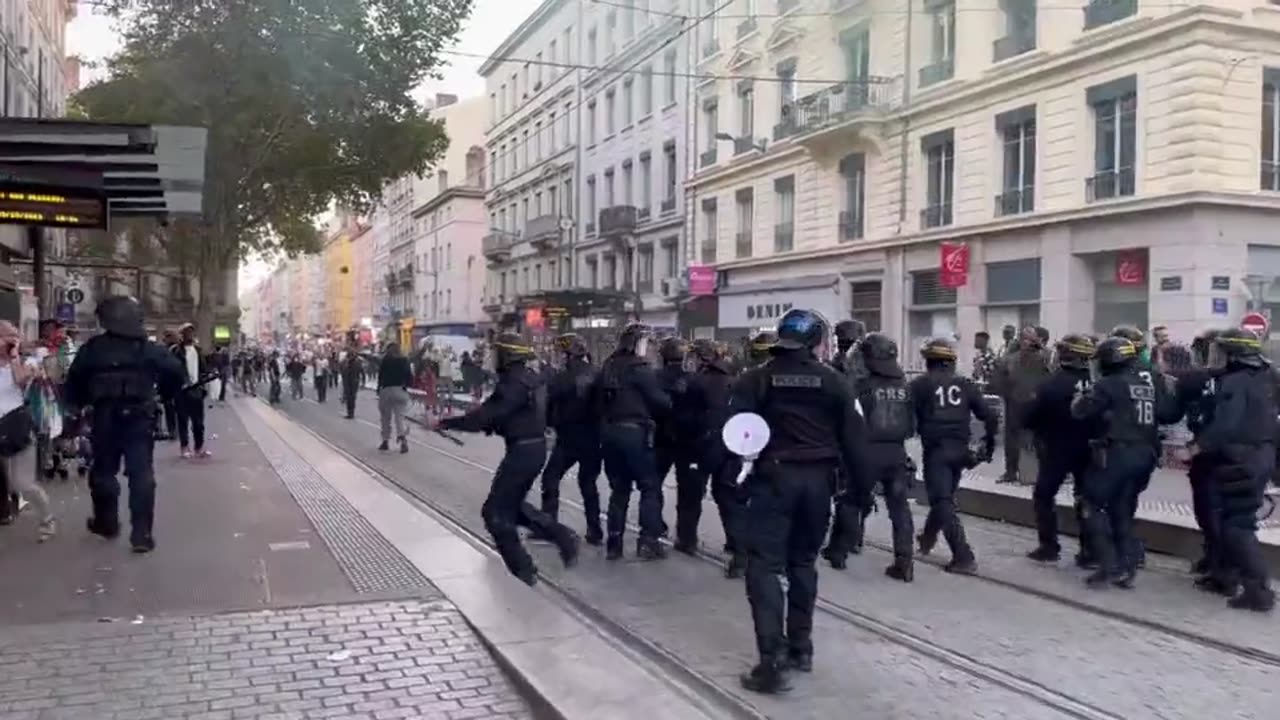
[1115,250,1146,286]
[687,265,716,296]
[939,242,969,289]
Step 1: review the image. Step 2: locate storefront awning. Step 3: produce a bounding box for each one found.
[0,119,208,219]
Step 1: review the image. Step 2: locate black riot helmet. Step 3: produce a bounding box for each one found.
[1110,324,1146,352]
[920,336,959,368]
[690,339,721,367]
[658,336,688,363]
[95,295,146,339]
[493,332,536,370]
[555,332,588,358]
[775,308,829,352]
[1191,328,1224,367]
[1054,333,1096,370]
[859,332,901,376]
[834,320,866,352]
[616,322,651,356]
[747,330,777,365]
[1095,337,1137,374]
[1212,327,1268,368]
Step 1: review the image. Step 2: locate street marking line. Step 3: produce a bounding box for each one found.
[268,541,312,552]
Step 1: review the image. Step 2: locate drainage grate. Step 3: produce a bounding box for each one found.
[243,410,437,596]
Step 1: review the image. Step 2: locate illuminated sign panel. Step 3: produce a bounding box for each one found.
[0,186,107,229]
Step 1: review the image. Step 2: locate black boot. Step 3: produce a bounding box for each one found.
[821,545,847,570]
[86,516,120,539]
[555,528,580,568]
[605,536,624,561]
[1228,584,1276,613]
[785,652,813,673]
[997,471,1020,485]
[399,437,409,454]
[724,552,746,579]
[916,532,936,556]
[673,537,698,556]
[1026,546,1060,563]
[884,556,914,583]
[636,538,666,561]
[739,660,791,694]
[584,526,604,546]
[378,440,389,451]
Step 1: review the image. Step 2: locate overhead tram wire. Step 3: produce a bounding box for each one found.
[453,0,739,190]
[587,0,1200,20]
[440,47,896,86]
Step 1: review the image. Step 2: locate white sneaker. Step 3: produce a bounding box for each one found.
[37,516,56,542]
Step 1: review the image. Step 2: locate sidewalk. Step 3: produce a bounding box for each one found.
[0,403,534,720]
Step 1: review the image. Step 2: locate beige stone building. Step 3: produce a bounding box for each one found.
[688,0,1280,368]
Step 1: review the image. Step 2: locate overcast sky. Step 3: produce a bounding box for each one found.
[66,0,541,290]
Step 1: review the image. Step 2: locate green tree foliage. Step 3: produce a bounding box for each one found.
[75,0,473,324]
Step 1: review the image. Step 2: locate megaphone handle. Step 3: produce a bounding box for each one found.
[735,457,756,486]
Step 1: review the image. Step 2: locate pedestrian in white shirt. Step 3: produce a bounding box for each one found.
[0,321,53,540]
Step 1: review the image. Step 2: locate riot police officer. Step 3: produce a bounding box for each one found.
[64,296,184,553]
[1176,329,1226,582]
[1196,328,1276,612]
[909,337,997,575]
[1070,337,1157,589]
[539,333,604,544]
[685,339,744,576]
[730,309,868,694]
[593,323,671,560]
[830,319,866,383]
[655,337,702,553]
[436,333,579,586]
[1024,334,1097,564]
[743,330,777,370]
[1109,324,1172,569]
[826,333,917,580]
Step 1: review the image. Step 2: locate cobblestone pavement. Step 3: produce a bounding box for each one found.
[0,599,533,720]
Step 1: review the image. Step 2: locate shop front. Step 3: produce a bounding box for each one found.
[718,275,845,344]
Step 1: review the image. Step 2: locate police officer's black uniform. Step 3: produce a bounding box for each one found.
[909,337,996,575]
[539,333,604,545]
[1024,334,1097,563]
[685,339,743,575]
[438,334,579,585]
[1070,337,1158,589]
[826,333,917,580]
[1167,329,1225,582]
[592,323,672,560]
[1195,329,1276,612]
[829,319,867,385]
[1109,324,1175,569]
[654,337,702,553]
[730,309,868,694]
[64,296,184,553]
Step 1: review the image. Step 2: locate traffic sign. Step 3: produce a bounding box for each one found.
[54,303,75,324]
[66,287,85,305]
[1241,311,1269,337]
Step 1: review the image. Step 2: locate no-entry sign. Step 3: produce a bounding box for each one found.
[1241,311,1269,337]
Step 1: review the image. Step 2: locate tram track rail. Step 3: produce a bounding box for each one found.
[382,410,1280,671]
[274,397,1277,720]
[282,401,1128,719]
[270,401,770,720]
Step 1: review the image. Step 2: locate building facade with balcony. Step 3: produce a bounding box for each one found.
[687,0,1280,370]
[407,96,490,336]
[479,0,585,335]
[574,0,692,331]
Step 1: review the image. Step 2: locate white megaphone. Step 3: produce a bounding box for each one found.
[722,412,771,486]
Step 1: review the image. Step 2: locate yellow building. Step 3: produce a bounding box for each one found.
[324,226,356,333]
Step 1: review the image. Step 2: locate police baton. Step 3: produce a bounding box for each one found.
[432,427,465,446]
